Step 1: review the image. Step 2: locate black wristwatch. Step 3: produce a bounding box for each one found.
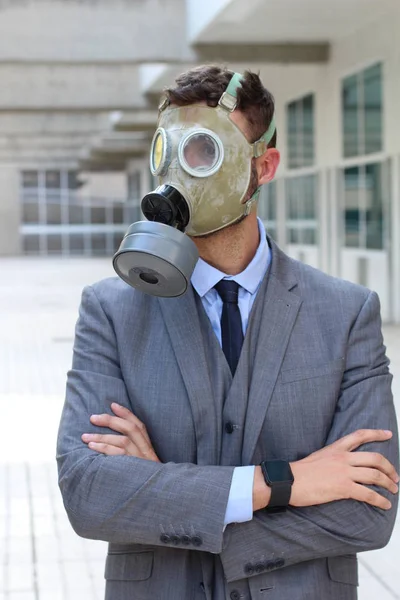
[260,460,294,512]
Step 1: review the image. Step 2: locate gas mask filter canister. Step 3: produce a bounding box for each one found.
[113,73,276,298]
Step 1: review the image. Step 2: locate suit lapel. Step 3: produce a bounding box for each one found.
[158,287,219,466]
[242,242,303,465]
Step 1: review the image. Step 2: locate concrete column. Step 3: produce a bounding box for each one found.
[0,166,20,256]
[318,168,330,274]
[328,167,341,279]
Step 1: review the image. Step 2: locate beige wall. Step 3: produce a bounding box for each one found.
[0,166,20,255]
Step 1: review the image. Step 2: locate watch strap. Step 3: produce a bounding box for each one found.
[260,461,293,512]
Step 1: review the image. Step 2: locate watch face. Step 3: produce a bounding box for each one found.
[266,460,294,484]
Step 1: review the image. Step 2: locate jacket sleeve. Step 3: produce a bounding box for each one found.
[57,285,234,553]
[220,291,399,583]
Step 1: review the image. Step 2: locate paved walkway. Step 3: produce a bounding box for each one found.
[0,257,399,600]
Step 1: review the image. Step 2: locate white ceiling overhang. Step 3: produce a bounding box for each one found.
[188,0,396,44]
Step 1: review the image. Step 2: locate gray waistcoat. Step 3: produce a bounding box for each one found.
[194,272,270,600]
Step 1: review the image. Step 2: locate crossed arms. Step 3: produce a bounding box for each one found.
[57,285,399,583]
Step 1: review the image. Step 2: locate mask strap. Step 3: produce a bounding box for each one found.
[219,72,276,156]
[252,117,276,157]
[218,72,243,112]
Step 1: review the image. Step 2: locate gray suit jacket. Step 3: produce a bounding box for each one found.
[57,238,399,600]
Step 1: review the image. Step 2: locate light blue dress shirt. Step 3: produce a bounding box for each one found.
[191,218,271,526]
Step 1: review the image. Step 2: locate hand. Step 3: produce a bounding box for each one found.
[290,429,399,510]
[82,403,160,462]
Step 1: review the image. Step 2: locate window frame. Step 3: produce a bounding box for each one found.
[341,60,384,159]
[286,92,315,170]
[20,168,132,256]
[284,166,319,247]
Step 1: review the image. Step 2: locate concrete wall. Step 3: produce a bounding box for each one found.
[0,166,20,255]
[0,111,110,165]
[0,64,147,111]
[0,0,191,62]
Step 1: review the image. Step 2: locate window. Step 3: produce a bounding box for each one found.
[113,203,124,224]
[23,235,40,254]
[342,63,382,158]
[344,162,384,250]
[20,169,130,256]
[258,181,277,239]
[69,234,85,254]
[22,171,39,188]
[47,235,63,254]
[286,175,317,245]
[287,94,315,169]
[45,170,61,190]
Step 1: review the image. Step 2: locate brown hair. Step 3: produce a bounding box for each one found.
[164,64,277,147]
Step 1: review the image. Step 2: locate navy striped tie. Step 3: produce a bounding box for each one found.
[214,280,244,375]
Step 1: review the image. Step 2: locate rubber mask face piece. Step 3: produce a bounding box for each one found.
[150,104,255,236]
[113,73,275,298]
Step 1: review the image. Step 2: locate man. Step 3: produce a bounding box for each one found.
[57,66,399,600]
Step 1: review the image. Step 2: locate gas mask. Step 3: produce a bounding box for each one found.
[113,72,276,297]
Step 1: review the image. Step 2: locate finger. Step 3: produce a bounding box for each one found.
[111,403,152,444]
[349,483,392,510]
[87,442,126,456]
[90,413,137,437]
[331,429,392,452]
[350,467,398,495]
[349,452,400,483]
[90,413,154,457]
[82,433,128,447]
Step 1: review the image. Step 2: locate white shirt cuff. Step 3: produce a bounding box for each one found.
[224,466,255,526]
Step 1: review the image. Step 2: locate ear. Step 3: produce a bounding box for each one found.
[256,148,280,185]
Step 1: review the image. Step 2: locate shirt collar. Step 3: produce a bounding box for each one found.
[191,218,270,298]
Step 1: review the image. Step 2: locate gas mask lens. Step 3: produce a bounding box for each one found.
[179,130,224,177]
[150,128,169,176]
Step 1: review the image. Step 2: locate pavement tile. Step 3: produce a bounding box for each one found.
[36,562,64,591]
[63,560,93,590]
[35,535,61,564]
[9,499,31,519]
[59,538,87,562]
[7,536,32,565]
[33,516,57,538]
[37,593,65,600]
[0,538,7,567]
[31,497,54,519]
[9,514,31,538]
[7,563,35,592]
[0,518,7,540]
[85,543,107,562]
[88,560,105,581]
[358,575,397,600]
[8,466,29,500]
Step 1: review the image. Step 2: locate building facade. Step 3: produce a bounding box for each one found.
[1,0,399,322]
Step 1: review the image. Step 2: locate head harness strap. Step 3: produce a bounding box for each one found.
[219,71,276,157]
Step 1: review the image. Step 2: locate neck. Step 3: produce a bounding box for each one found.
[191,211,260,275]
